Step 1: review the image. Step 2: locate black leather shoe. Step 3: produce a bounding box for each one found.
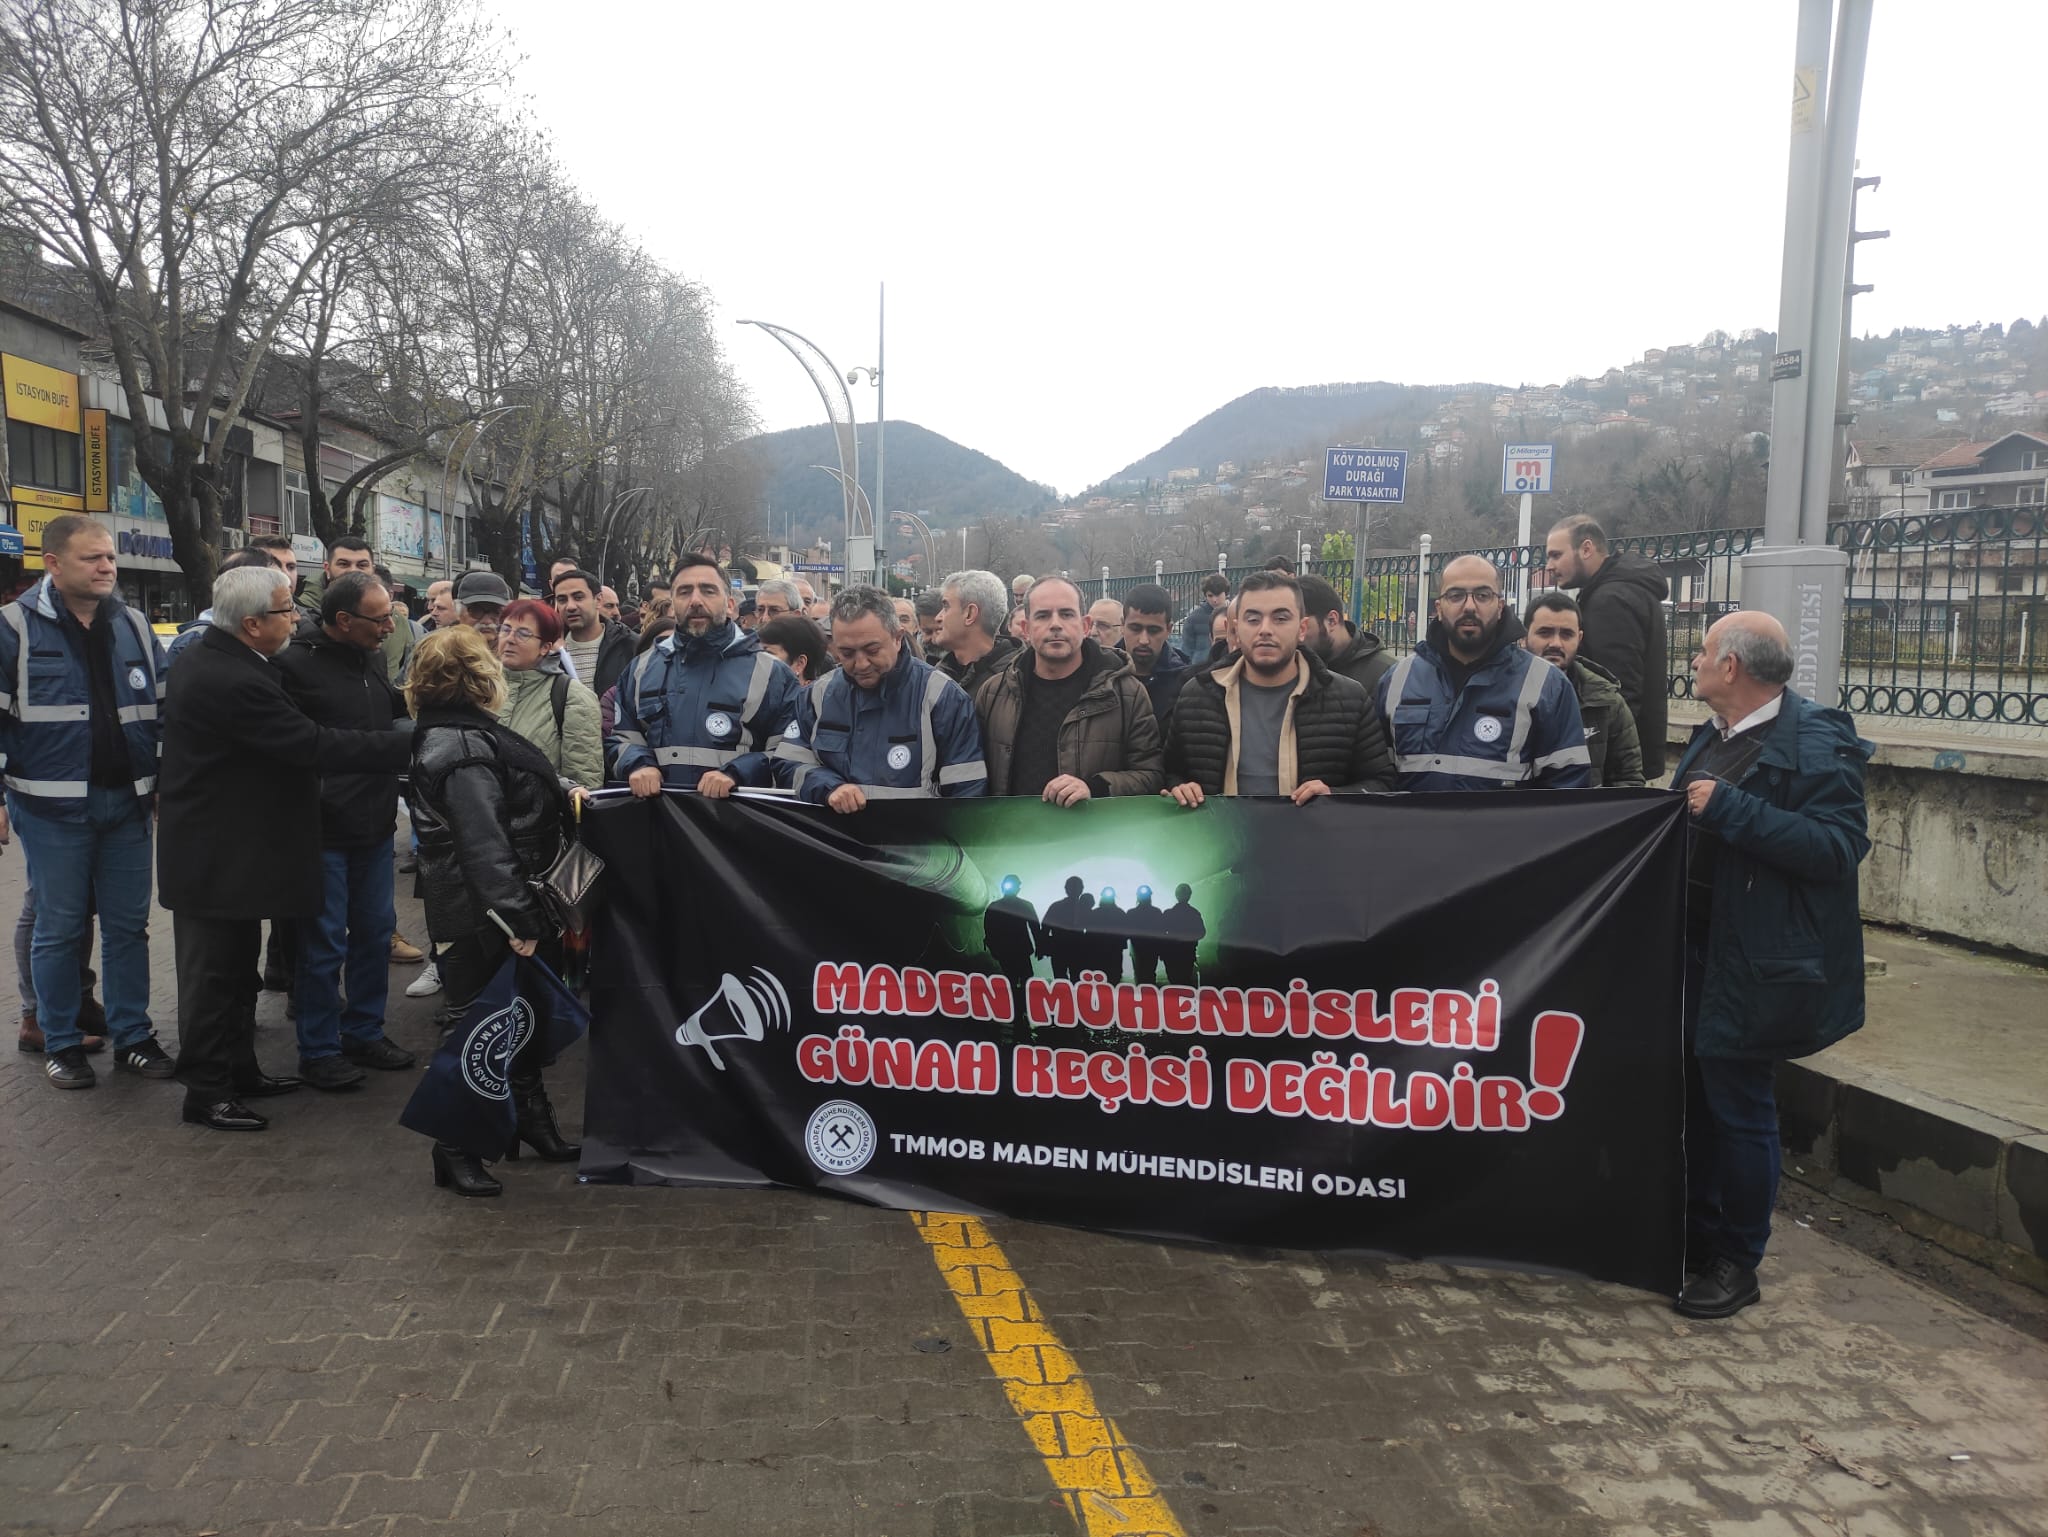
[432,1143,502,1197]
[182,1097,269,1132]
[297,1055,367,1091]
[233,1072,304,1098]
[1675,1256,1761,1319]
[342,1034,417,1071]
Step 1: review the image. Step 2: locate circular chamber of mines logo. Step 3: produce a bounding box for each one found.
[705,712,732,737]
[1473,715,1502,743]
[887,744,913,770]
[805,1099,878,1175]
[460,998,535,1100]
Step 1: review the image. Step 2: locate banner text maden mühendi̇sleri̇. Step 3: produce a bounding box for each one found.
[798,963,1586,1131]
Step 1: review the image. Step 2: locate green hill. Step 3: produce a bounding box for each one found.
[1099,382,1427,487]
[745,421,1057,543]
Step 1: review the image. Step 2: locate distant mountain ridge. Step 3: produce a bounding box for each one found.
[744,421,1056,538]
[1100,382,1430,487]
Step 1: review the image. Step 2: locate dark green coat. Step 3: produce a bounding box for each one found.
[1676,691,1872,1061]
[1569,657,1645,788]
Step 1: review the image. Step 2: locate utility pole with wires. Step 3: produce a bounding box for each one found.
[1828,174,1888,522]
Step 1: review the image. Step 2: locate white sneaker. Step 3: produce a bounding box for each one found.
[404,961,442,998]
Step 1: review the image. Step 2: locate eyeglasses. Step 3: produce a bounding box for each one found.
[500,627,543,645]
[1438,588,1501,608]
[265,606,297,617]
[341,610,395,630]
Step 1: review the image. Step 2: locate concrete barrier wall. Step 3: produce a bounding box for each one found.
[1667,713,2048,961]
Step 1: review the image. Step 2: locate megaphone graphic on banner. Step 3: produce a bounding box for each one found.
[674,967,790,1071]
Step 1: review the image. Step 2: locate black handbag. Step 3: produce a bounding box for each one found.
[538,796,605,933]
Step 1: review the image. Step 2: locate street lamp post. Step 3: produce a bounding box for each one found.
[593,486,654,590]
[846,282,885,581]
[439,404,524,582]
[736,319,863,573]
[893,509,937,587]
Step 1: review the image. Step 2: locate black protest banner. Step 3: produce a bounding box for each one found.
[579,790,1688,1291]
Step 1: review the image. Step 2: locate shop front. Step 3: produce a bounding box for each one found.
[2,351,84,601]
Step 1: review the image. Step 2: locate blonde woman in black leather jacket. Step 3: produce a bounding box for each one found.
[404,626,577,1196]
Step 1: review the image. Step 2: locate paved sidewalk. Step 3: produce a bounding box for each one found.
[3,859,2047,1535]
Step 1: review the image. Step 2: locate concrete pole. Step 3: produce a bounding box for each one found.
[1798,0,1874,548]
[1743,0,1868,704]
[1760,0,1835,547]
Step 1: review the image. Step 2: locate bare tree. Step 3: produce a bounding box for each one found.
[0,0,500,605]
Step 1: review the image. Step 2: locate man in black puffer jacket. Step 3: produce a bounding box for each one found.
[1544,516,1670,777]
[1163,570,1395,805]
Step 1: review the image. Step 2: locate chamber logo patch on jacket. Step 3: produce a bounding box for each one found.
[887,744,912,770]
[705,712,731,737]
[1475,717,1502,743]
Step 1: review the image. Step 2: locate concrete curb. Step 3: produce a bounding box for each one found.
[1778,1057,2048,1266]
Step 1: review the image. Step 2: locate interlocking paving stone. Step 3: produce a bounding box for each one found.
[5,858,2048,1535]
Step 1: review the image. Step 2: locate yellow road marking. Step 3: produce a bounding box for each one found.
[912,1212,1187,1537]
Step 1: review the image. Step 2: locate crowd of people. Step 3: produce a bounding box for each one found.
[0,511,1871,1320]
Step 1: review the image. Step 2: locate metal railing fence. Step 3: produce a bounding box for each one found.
[1092,507,2047,728]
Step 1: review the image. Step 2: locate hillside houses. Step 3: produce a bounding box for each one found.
[1845,430,2048,517]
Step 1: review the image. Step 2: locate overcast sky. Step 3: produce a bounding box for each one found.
[493,1,2045,497]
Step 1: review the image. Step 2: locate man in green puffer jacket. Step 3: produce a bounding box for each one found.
[1522,592,1644,788]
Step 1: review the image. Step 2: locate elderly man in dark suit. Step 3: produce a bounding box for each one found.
[158,567,413,1132]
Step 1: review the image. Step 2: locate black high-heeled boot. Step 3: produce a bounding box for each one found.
[431,1142,502,1196]
[509,1077,580,1162]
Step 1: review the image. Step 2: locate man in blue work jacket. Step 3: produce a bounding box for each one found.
[1376,554,1590,792]
[608,550,801,798]
[773,585,986,811]
[0,514,174,1089]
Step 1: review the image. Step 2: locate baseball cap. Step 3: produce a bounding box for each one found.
[454,570,513,608]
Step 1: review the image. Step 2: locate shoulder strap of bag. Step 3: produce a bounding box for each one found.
[551,670,571,745]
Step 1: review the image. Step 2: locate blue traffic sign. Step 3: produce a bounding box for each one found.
[791,562,845,573]
[1323,447,1408,503]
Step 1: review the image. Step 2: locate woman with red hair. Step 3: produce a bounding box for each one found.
[494,598,603,790]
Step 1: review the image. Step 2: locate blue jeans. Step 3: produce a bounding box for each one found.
[294,842,396,1060]
[1685,1054,1781,1271]
[8,788,154,1054]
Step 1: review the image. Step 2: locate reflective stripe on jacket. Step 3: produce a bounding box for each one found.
[0,577,166,816]
[772,649,986,803]
[605,620,800,788]
[1376,623,1589,792]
